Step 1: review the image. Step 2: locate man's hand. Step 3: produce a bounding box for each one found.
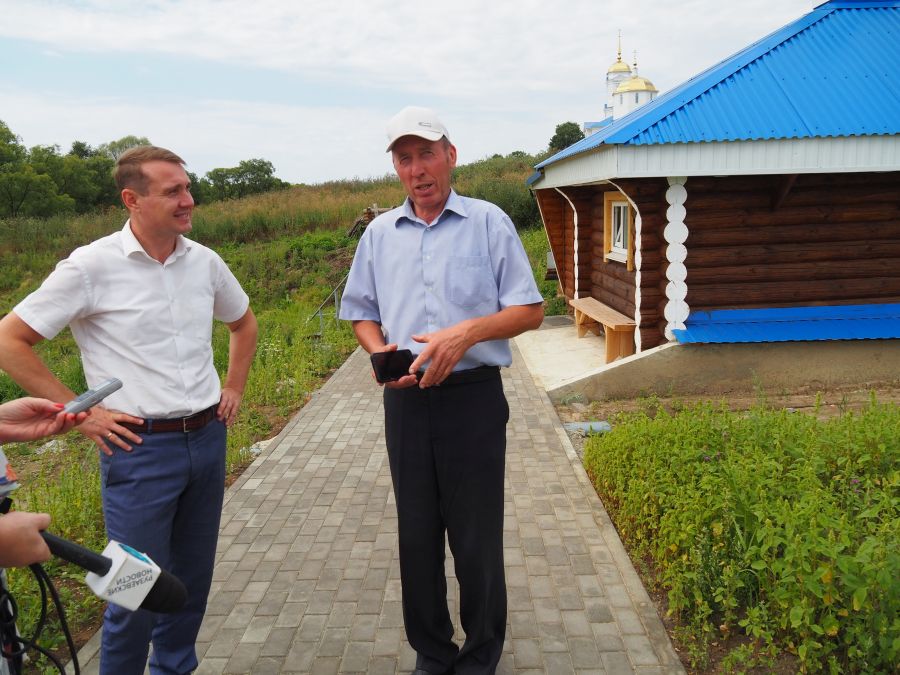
[372,344,418,389]
[409,323,473,388]
[351,323,418,389]
[221,308,257,427]
[217,387,243,427]
[408,305,544,387]
[0,511,51,567]
[0,397,88,443]
[77,406,144,455]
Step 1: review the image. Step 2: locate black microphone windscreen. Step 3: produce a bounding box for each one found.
[41,531,111,576]
[140,569,187,613]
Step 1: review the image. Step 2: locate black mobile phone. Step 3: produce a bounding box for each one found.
[370,350,415,383]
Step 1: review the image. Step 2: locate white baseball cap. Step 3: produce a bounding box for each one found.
[386,106,450,152]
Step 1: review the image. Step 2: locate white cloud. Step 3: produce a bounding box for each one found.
[0,0,814,98]
[0,86,578,182]
[0,0,816,181]
[0,88,395,182]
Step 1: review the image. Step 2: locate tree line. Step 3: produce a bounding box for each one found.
[1,118,586,220]
[0,120,290,218]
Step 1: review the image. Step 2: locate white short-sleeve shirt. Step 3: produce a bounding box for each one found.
[14,222,249,418]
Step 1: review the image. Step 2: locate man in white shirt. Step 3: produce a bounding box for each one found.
[0,146,258,675]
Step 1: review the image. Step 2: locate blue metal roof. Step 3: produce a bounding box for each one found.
[525,170,543,187]
[537,0,900,169]
[673,303,900,343]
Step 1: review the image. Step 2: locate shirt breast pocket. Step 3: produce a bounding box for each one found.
[448,255,496,309]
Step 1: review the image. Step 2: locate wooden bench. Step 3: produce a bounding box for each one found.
[569,297,636,363]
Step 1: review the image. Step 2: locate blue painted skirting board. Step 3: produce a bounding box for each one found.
[672,303,900,344]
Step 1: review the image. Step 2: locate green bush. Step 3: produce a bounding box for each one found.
[518,227,565,316]
[583,399,899,673]
[454,152,541,229]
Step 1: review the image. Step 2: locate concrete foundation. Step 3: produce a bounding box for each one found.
[547,339,900,402]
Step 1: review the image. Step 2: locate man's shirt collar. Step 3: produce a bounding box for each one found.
[121,220,190,260]
[396,189,469,228]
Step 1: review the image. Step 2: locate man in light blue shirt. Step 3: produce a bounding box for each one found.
[340,106,543,675]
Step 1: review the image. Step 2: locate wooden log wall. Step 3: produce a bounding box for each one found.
[597,179,670,349]
[534,187,593,300]
[534,189,568,296]
[536,171,899,351]
[564,186,595,300]
[682,172,900,311]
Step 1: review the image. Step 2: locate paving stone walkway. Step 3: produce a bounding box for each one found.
[77,344,684,674]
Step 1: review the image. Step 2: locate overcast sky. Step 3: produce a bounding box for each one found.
[0,0,815,184]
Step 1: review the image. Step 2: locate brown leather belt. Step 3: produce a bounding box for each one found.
[121,405,218,434]
[416,365,501,386]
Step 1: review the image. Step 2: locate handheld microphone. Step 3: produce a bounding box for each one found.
[40,532,187,613]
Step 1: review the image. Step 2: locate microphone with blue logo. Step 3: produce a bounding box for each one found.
[39,532,187,613]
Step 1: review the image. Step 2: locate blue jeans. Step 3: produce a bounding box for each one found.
[98,419,226,675]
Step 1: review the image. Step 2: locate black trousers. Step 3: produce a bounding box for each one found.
[384,372,509,675]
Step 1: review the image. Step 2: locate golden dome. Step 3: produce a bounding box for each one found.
[608,59,632,74]
[615,76,658,94]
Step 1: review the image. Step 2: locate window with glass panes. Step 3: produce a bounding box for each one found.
[611,202,628,256]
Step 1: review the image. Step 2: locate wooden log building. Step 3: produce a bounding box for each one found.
[529,0,900,360]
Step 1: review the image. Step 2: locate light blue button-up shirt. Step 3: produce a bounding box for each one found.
[340,190,543,371]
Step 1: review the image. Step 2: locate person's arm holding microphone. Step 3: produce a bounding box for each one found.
[0,512,51,567]
[0,397,87,567]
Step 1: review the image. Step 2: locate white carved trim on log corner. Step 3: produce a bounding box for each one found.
[664,177,689,341]
[605,180,642,353]
[554,188,580,298]
[533,190,562,299]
